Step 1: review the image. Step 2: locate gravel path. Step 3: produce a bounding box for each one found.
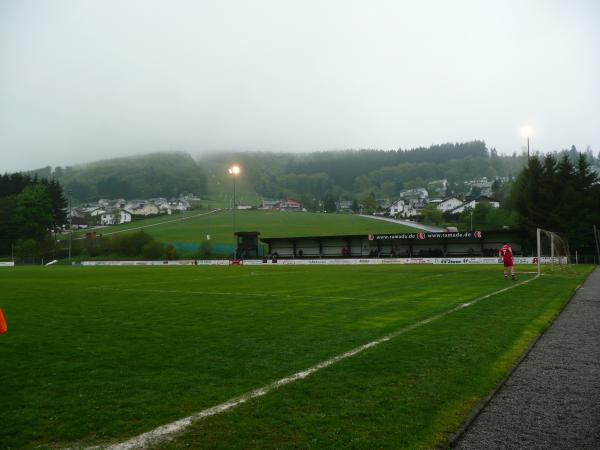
[455,267,600,449]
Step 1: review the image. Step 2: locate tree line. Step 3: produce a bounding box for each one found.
[209,141,530,205]
[510,152,600,256]
[0,173,67,258]
[30,152,207,202]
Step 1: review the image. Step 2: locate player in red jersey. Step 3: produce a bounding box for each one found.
[499,242,516,280]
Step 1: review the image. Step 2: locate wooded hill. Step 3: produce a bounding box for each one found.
[25,142,599,208]
[29,152,207,202]
[202,141,528,204]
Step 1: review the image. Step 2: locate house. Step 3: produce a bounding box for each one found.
[336,200,354,212]
[399,188,429,207]
[427,179,448,197]
[99,209,132,226]
[169,199,191,211]
[389,200,405,216]
[376,198,392,210]
[451,197,500,214]
[389,199,421,218]
[113,199,126,208]
[277,199,302,211]
[400,202,420,218]
[437,197,464,213]
[129,203,160,216]
[158,204,173,215]
[261,199,279,210]
[466,178,494,197]
[88,207,107,217]
[68,208,90,228]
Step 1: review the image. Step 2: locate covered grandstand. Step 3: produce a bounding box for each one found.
[256,230,526,259]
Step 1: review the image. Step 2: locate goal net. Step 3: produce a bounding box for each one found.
[536,228,572,275]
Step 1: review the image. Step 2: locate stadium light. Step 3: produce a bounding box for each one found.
[68,190,72,264]
[228,165,241,258]
[521,125,533,160]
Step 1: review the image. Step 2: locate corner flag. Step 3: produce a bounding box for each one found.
[0,308,7,334]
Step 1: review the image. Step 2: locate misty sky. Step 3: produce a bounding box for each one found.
[1,0,599,172]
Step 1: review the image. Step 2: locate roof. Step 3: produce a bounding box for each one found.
[260,229,521,244]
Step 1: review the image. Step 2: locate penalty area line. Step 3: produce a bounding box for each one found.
[90,275,539,450]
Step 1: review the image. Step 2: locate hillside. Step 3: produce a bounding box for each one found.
[80,210,419,252]
[29,152,207,202]
[200,142,529,207]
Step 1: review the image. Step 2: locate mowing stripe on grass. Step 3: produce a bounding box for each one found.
[88,286,369,302]
[88,286,445,305]
[90,275,538,450]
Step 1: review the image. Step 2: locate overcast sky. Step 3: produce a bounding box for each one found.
[1,0,599,172]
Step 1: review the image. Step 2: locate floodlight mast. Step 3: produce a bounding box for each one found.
[228,165,240,258]
[521,125,533,160]
[68,191,72,265]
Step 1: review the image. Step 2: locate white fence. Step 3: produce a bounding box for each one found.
[0,261,15,267]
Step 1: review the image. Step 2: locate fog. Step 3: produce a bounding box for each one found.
[1,0,599,172]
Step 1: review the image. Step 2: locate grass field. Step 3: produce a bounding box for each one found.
[0,264,592,449]
[76,210,419,247]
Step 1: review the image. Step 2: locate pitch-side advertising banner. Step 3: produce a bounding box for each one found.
[78,257,564,266]
[0,262,15,267]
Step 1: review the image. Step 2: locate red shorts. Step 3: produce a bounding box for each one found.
[503,259,513,267]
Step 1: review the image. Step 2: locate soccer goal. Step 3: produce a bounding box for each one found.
[536,228,572,275]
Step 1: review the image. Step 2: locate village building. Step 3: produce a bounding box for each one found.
[99,209,132,226]
[261,199,279,210]
[336,200,354,212]
[277,199,302,211]
[437,197,464,213]
[128,203,160,216]
[451,197,500,214]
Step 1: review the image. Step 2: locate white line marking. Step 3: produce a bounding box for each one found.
[88,275,538,450]
[72,209,220,240]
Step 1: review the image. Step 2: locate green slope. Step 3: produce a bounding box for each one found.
[84,210,419,248]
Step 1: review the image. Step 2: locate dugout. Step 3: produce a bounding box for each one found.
[259,230,523,259]
[235,231,261,258]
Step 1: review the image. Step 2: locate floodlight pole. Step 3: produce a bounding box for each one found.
[228,166,240,259]
[233,174,236,231]
[527,135,530,160]
[68,192,72,265]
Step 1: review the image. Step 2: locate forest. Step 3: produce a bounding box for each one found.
[0,173,67,257]
[29,152,207,202]
[204,141,531,202]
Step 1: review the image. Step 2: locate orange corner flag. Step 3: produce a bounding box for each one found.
[0,308,7,334]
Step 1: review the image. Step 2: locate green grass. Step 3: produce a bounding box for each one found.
[0,264,591,449]
[76,210,419,247]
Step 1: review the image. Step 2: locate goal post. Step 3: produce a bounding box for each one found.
[536,228,572,275]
